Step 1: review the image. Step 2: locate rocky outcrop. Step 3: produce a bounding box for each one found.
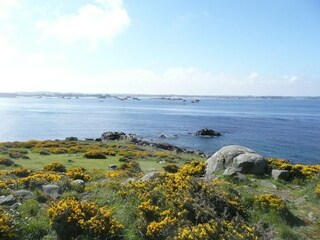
[195,128,221,137]
[101,132,136,141]
[272,169,290,181]
[205,145,267,177]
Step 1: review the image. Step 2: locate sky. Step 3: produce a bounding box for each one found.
[0,0,320,96]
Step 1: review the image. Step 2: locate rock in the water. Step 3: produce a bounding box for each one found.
[139,172,161,182]
[101,131,128,141]
[13,190,34,200]
[66,137,78,141]
[42,184,61,199]
[0,195,17,206]
[195,128,221,137]
[205,145,267,177]
[272,169,290,181]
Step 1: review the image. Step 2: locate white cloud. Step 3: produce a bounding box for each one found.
[0,0,21,19]
[36,0,130,47]
[283,75,298,82]
[248,72,259,80]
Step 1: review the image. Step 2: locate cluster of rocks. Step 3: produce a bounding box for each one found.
[101,132,136,141]
[0,180,86,209]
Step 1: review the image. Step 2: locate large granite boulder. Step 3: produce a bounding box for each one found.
[195,128,221,137]
[206,145,267,177]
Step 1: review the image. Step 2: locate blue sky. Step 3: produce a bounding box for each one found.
[0,0,319,95]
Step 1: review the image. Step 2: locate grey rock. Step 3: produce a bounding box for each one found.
[294,196,307,205]
[308,212,317,222]
[0,195,17,206]
[223,167,238,176]
[260,180,277,189]
[205,145,266,177]
[71,179,85,191]
[195,128,221,137]
[108,164,118,170]
[42,184,61,199]
[234,172,249,182]
[139,172,161,182]
[13,190,34,200]
[223,168,248,181]
[122,178,135,185]
[272,169,290,180]
[65,137,78,141]
[0,158,14,166]
[71,179,85,186]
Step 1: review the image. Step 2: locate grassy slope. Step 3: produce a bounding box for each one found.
[0,139,319,240]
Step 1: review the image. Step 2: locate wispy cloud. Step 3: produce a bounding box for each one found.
[283,75,298,82]
[36,0,130,47]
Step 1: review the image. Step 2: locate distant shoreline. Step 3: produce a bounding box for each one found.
[0,92,319,99]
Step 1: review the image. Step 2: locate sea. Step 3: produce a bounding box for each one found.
[0,96,319,164]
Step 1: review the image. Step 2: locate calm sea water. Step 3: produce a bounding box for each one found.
[0,97,319,164]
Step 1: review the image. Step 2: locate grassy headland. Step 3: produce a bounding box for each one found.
[0,139,319,239]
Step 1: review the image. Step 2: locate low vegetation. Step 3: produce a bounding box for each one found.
[0,140,319,239]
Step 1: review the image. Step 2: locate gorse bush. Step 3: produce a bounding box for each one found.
[43,162,66,173]
[254,194,286,211]
[163,163,179,173]
[84,150,106,159]
[0,209,15,239]
[119,161,258,240]
[267,158,320,179]
[48,197,124,240]
[66,167,91,181]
